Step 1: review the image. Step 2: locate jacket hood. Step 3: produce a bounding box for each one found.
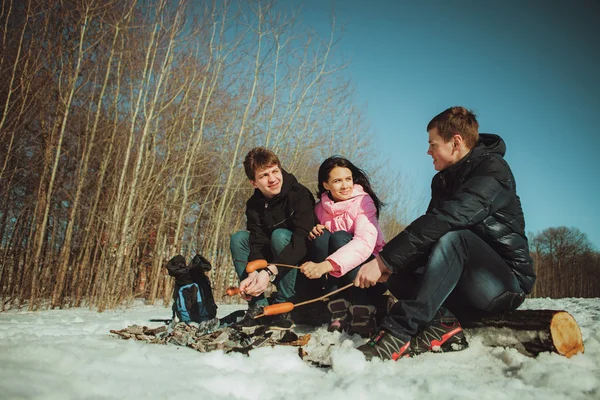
[278,168,296,199]
[474,133,506,158]
[436,133,506,177]
[319,184,368,215]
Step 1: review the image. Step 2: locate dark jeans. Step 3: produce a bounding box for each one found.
[382,229,526,340]
[230,229,297,306]
[310,230,386,306]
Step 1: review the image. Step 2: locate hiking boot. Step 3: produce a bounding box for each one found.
[357,329,412,361]
[232,304,264,332]
[410,308,468,355]
[327,299,351,332]
[266,312,295,330]
[374,294,396,326]
[348,305,377,338]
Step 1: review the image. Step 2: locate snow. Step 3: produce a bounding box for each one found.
[0,298,598,400]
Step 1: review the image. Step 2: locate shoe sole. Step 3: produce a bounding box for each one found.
[414,328,469,355]
[437,331,468,352]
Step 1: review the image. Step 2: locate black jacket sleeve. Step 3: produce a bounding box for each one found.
[272,185,315,275]
[247,204,271,262]
[379,155,514,273]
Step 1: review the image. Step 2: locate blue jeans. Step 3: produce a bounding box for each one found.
[230,229,297,306]
[310,230,386,306]
[382,229,526,340]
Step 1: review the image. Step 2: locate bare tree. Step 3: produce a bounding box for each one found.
[0,0,412,311]
[530,227,598,298]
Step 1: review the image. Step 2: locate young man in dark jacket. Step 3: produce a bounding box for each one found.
[355,106,536,360]
[230,147,315,326]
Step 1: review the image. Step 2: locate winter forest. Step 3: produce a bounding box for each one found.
[0,0,598,314]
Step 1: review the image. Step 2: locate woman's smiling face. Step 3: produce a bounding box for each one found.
[323,166,353,202]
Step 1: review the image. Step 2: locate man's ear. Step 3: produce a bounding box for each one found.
[250,180,258,189]
[452,134,464,151]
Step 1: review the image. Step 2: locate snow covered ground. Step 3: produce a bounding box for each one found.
[0,297,598,400]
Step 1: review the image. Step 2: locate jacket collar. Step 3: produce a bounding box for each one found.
[319,184,367,215]
[436,133,506,178]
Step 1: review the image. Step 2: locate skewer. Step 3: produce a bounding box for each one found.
[254,283,354,318]
[239,259,301,273]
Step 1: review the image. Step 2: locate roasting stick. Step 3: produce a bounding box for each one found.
[254,282,354,318]
[242,259,301,272]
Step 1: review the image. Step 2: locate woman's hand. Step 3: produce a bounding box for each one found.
[300,260,333,279]
[308,224,328,240]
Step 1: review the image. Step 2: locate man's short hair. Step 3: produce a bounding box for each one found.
[427,106,479,149]
[243,147,282,180]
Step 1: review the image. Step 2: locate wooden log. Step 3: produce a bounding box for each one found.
[461,309,584,358]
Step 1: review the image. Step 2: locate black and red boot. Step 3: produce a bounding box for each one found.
[410,308,468,355]
[357,329,412,361]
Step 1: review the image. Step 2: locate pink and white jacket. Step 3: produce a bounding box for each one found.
[314,184,386,278]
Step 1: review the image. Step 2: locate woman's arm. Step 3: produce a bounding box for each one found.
[326,196,380,277]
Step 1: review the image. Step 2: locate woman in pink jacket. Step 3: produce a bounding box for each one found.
[300,156,388,336]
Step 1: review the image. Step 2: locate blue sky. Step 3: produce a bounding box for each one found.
[297,0,600,249]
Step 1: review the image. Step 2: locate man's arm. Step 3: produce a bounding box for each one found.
[380,156,514,273]
[246,206,271,262]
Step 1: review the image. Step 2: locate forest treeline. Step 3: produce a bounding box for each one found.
[0,1,597,312]
[0,0,413,311]
[529,227,599,298]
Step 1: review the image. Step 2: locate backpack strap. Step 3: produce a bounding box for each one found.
[177,283,202,322]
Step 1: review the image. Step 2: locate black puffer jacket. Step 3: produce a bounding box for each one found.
[379,134,535,293]
[246,169,315,278]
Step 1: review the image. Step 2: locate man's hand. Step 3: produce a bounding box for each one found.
[242,270,271,297]
[300,260,333,279]
[239,272,257,300]
[308,224,328,240]
[354,256,391,288]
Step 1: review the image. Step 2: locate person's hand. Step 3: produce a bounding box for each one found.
[300,260,333,279]
[308,224,328,240]
[354,256,391,288]
[379,268,392,283]
[243,270,271,296]
[239,272,258,300]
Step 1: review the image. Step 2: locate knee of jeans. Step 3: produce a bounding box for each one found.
[486,290,526,313]
[230,231,248,250]
[329,230,352,249]
[271,229,292,252]
[312,230,331,246]
[437,231,465,247]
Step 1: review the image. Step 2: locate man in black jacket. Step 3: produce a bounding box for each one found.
[230,147,315,325]
[355,106,536,360]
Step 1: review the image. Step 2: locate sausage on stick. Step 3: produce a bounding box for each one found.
[245,259,301,273]
[254,283,354,318]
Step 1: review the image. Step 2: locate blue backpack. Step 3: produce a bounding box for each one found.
[166,255,218,323]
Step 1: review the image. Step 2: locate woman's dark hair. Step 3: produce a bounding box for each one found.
[317,156,384,218]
